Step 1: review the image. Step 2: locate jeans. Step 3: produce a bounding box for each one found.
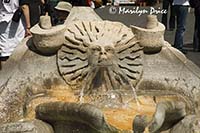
[161,0,175,29]
[173,5,188,50]
[193,13,200,51]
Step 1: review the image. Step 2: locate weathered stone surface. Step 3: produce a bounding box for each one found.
[39,15,52,29]
[137,44,200,114]
[133,115,148,133]
[148,101,186,132]
[0,119,54,133]
[170,115,200,133]
[0,6,102,124]
[0,7,200,132]
[35,101,118,133]
[65,7,102,25]
[0,38,66,123]
[57,20,143,97]
[31,22,66,55]
[131,15,165,54]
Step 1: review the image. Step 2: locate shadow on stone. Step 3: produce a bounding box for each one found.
[26,38,57,56]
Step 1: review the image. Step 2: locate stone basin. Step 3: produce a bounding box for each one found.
[23,87,185,131]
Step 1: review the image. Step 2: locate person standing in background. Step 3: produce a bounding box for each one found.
[21,1,31,37]
[42,0,59,25]
[161,0,175,31]
[173,0,190,54]
[53,1,72,25]
[20,0,45,27]
[0,0,27,69]
[189,0,200,52]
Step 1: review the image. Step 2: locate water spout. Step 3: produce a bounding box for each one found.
[79,87,85,103]
[128,81,141,111]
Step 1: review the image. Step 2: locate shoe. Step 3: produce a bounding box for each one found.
[0,56,9,71]
[0,56,9,61]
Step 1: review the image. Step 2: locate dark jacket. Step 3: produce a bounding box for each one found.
[20,0,44,26]
[189,0,200,15]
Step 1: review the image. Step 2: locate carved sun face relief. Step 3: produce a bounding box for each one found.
[57,21,143,96]
[88,44,116,67]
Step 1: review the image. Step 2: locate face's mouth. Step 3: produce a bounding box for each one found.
[97,59,113,66]
[97,64,113,67]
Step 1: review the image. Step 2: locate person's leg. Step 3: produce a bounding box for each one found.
[0,21,9,58]
[169,3,175,30]
[161,0,170,29]
[193,14,199,51]
[196,14,200,51]
[174,5,188,51]
[0,19,24,57]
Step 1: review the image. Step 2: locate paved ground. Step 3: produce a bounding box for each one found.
[95,4,200,67]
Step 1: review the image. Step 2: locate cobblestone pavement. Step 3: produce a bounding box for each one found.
[95,5,200,67]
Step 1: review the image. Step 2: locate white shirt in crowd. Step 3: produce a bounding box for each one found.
[0,0,19,22]
[0,0,25,57]
[173,0,190,6]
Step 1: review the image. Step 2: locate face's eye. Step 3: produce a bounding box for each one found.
[90,45,101,52]
[105,46,114,53]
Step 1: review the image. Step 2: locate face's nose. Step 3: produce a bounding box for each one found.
[100,48,108,60]
[100,48,106,55]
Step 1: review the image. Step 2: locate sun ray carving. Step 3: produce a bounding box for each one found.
[57,21,143,96]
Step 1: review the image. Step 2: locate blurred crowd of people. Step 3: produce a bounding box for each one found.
[161,0,200,54]
[189,0,200,52]
[0,0,200,70]
[0,0,72,69]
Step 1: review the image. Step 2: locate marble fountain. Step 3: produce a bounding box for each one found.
[0,7,200,133]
